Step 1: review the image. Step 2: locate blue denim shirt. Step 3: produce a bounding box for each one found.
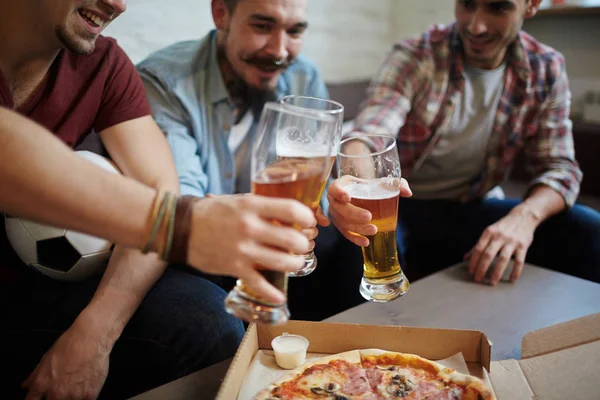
[137,31,329,202]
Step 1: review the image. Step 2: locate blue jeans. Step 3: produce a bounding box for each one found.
[397,197,600,284]
[0,267,245,399]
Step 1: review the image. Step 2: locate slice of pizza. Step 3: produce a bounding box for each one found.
[253,350,379,400]
[359,349,495,400]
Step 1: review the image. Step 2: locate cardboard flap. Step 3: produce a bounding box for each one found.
[256,320,492,370]
[217,324,259,400]
[522,312,600,358]
[490,360,533,400]
[519,340,600,399]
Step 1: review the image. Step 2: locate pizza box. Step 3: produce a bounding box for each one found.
[489,312,600,399]
[216,320,493,399]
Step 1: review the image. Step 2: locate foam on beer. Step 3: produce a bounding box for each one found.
[343,178,400,200]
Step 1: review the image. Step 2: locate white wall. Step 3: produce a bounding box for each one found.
[103,0,398,83]
[103,0,214,64]
[104,1,599,114]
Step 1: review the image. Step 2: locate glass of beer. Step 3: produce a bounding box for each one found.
[337,134,409,302]
[224,102,336,324]
[279,95,343,277]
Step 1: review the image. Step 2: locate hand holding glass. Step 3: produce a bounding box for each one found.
[224,102,336,324]
[337,134,409,302]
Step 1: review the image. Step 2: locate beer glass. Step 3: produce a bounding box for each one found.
[337,134,409,302]
[224,102,336,324]
[280,95,344,277]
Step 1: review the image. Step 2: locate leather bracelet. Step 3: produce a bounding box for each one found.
[167,195,201,264]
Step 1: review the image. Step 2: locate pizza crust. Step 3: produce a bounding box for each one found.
[253,350,361,400]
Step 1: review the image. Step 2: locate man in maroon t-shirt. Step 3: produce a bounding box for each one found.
[0,1,248,399]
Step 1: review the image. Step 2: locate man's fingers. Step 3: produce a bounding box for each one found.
[246,217,311,255]
[248,196,316,229]
[489,245,515,286]
[238,268,286,305]
[327,179,351,203]
[400,178,412,198]
[510,247,527,282]
[328,199,372,225]
[315,207,330,227]
[474,240,503,283]
[467,231,492,275]
[245,242,305,274]
[301,226,319,241]
[24,391,43,400]
[328,206,376,236]
[339,228,370,247]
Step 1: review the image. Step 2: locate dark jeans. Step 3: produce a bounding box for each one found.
[397,197,600,284]
[0,267,246,399]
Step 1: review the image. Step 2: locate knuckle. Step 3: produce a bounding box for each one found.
[237,195,255,209]
[237,216,256,237]
[497,253,510,262]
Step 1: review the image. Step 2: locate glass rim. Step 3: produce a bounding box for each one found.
[262,101,339,123]
[338,134,397,158]
[279,95,344,115]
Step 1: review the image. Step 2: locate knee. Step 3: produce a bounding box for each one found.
[564,205,600,282]
[568,205,600,244]
[150,271,246,369]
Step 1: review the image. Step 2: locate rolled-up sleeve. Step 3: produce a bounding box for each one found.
[139,70,208,198]
[525,59,583,207]
[351,44,423,139]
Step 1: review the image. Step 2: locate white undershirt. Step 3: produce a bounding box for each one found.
[409,62,506,200]
[228,110,253,154]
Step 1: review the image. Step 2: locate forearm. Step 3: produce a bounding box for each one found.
[511,185,566,228]
[84,117,182,347]
[78,248,167,348]
[0,108,154,248]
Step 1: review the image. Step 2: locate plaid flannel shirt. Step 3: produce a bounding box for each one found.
[352,24,582,206]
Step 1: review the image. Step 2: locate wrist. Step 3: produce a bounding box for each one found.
[72,307,121,355]
[168,195,202,264]
[512,202,543,227]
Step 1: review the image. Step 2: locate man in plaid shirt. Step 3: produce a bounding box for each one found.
[328,0,600,285]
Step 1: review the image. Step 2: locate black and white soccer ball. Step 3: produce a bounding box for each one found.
[4,151,120,281]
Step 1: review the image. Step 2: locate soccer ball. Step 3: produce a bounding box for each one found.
[4,151,121,281]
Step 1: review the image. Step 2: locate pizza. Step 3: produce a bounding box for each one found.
[254,349,495,400]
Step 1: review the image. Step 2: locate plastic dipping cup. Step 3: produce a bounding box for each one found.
[271,333,310,370]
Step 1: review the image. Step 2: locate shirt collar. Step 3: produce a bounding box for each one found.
[206,30,232,105]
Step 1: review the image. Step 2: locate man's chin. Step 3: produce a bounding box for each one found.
[57,29,97,55]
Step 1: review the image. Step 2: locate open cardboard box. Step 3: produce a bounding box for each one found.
[217,313,600,399]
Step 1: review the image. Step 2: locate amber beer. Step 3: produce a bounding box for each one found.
[346,180,402,280]
[237,157,327,304]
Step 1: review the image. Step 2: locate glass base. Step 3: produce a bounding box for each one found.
[224,288,290,325]
[359,273,410,303]
[289,251,317,277]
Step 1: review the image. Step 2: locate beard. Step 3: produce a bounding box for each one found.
[56,24,97,55]
[218,44,294,122]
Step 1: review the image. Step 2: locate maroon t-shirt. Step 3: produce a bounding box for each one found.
[0,36,152,282]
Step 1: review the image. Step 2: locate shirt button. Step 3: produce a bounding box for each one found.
[223,124,230,131]
[225,173,232,179]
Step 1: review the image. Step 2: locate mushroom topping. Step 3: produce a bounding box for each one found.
[310,387,328,396]
[377,365,398,371]
[334,396,349,400]
[325,383,341,392]
[386,375,414,398]
[311,383,341,396]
